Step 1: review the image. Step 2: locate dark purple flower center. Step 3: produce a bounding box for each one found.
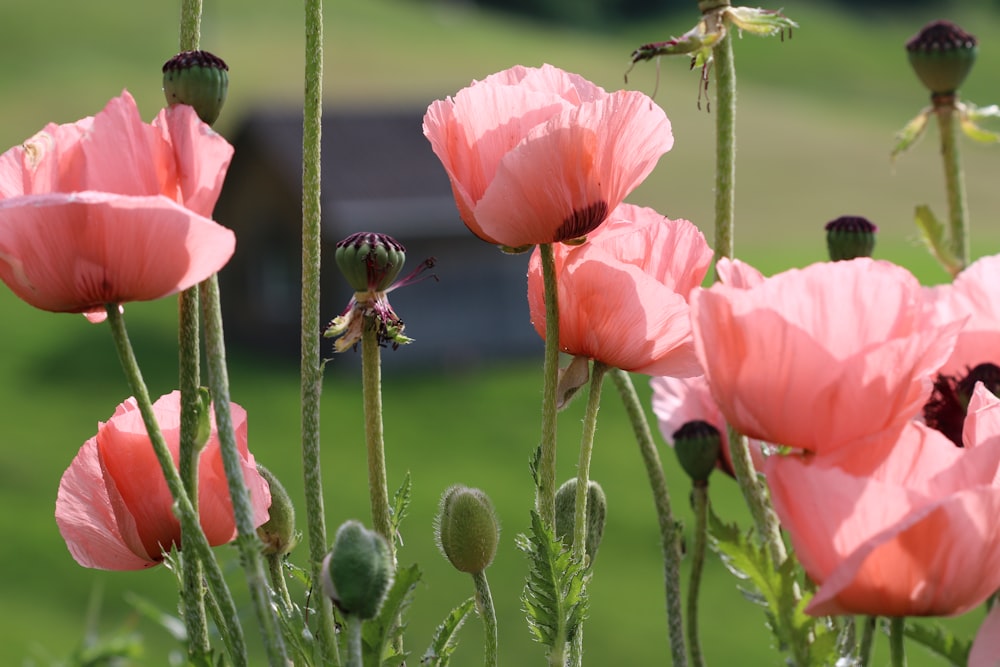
[555,201,609,242]
[923,362,1000,447]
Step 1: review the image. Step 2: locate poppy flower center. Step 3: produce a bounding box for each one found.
[923,362,1000,447]
[555,201,609,242]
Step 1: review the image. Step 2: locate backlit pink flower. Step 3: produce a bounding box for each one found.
[690,258,962,454]
[423,64,672,248]
[56,390,271,571]
[765,384,1000,617]
[0,91,235,321]
[651,375,765,477]
[527,203,711,376]
[970,604,1000,667]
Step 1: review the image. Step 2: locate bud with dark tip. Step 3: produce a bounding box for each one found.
[255,464,297,557]
[825,215,878,261]
[673,420,723,484]
[321,520,394,619]
[335,232,407,293]
[435,485,499,574]
[554,478,607,564]
[162,50,229,125]
[906,20,978,96]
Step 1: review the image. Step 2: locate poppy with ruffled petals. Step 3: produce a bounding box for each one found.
[0,91,235,321]
[423,64,673,248]
[55,391,271,570]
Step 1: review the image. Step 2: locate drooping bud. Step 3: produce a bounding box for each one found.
[255,464,297,557]
[321,520,394,619]
[673,420,723,484]
[554,478,607,564]
[435,485,500,574]
[906,20,978,96]
[335,232,407,293]
[825,215,878,261]
[162,50,229,125]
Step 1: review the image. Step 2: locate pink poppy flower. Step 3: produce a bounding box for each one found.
[527,203,711,376]
[423,64,672,248]
[690,258,962,454]
[55,390,271,571]
[765,384,1000,617]
[0,91,235,321]
[651,375,765,477]
[970,604,1000,667]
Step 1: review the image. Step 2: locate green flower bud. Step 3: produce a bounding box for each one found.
[255,464,297,557]
[672,420,722,484]
[335,232,407,293]
[906,20,977,96]
[435,485,499,574]
[825,215,877,261]
[554,478,607,564]
[162,50,229,126]
[321,520,394,619]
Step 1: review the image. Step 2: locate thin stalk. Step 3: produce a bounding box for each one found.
[686,483,709,667]
[472,571,498,667]
[361,315,395,560]
[858,616,877,667]
[727,429,786,564]
[934,95,969,271]
[888,617,907,667]
[610,368,687,667]
[537,243,560,528]
[268,555,293,616]
[201,277,288,665]
[300,0,338,658]
[105,305,248,667]
[572,362,607,561]
[179,0,202,51]
[712,11,737,267]
[346,615,363,667]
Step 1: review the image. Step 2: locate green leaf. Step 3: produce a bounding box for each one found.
[391,471,412,546]
[913,204,962,276]
[362,563,421,667]
[724,7,798,38]
[420,597,475,666]
[516,510,590,656]
[903,620,971,666]
[959,109,1000,144]
[891,108,931,161]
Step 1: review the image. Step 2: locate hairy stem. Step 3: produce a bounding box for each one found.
[934,95,969,271]
[472,570,498,667]
[686,483,709,667]
[537,243,560,528]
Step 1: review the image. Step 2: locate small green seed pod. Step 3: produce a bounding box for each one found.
[825,215,877,261]
[335,232,407,292]
[162,50,229,125]
[672,420,723,484]
[554,478,607,564]
[906,20,978,96]
[435,485,500,574]
[321,520,394,619]
[255,464,297,557]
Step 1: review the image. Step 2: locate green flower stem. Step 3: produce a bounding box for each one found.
[859,616,877,667]
[267,554,293,615]
[105,305,248,667]
[537,243,560,528]
[572,361,607,561]
[686,482,708,667]
[712,6,737,267]
[472,570,498,667]
[934,95,969,271]
[889,617,907,667]
[361,315,396,562]
[179,0,202,51]
[727,429,786,564]
[200,276,288,666]
[346,615,363,667]
[610,368,687,667]
[300,0,338,660]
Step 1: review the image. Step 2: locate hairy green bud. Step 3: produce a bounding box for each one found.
[321,520,394,619]
[435,485,499,574]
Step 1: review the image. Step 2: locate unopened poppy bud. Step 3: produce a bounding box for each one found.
[825,215,878,261]
[554,478,607,564]
[162,50,229,125]
[673,420,722,484]
[906,20,978,96]
[321,520,394,619]
[335,232,407,293]
[255,464,297,557]
[435,485,499,574]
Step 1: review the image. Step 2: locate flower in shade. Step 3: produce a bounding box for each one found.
[0,91,235,322]
[423,64,672,249]
[527,203,711,376]
[765,383,1000,617]
[690,258,962,454]
[55,391,271,570]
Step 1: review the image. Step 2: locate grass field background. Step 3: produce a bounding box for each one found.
[3,0,1000,664]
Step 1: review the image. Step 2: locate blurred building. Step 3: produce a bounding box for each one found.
[214,107,541,372]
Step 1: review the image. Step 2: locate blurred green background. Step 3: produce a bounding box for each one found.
[3,0,1000,665]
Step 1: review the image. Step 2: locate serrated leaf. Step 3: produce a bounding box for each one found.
[391,472,412,546]
[421,597,475,666]
[517,511,590,655]
[913,204,962,276]
[903,619,971,666]
[892,108,931,161]
[725,7,798,37]
[362,563,421,667]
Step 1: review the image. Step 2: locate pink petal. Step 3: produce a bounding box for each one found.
[970,604,1000,667]
[0,191,235,314]
[715,257,765,288]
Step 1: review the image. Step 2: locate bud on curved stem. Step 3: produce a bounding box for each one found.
[162,50,229,125]
[322,520,395,620]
